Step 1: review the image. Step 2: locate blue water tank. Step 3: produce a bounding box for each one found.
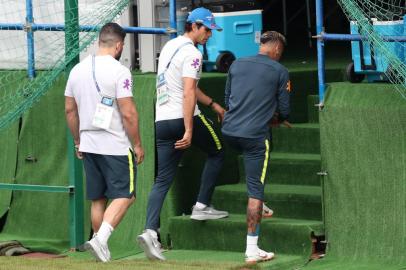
[350,19,404,74]
[199,10,262,72]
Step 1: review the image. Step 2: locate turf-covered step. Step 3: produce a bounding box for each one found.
[272,123,320,154]
[212,184,322,220]
[307,95,320,123]
[169,214,323,255]
[238,152,321,186]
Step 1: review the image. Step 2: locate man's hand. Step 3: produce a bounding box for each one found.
[211,102,226,123]
[74,144,83,159]
[270,120,292,128]
[269,112,292,128]
[175,130,192,149]
[281,120,292,128]
[134,144,144,164]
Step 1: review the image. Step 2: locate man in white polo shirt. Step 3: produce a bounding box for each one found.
[137,7,228,261]
[65,22,144,262]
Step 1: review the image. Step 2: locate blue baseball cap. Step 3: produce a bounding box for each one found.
[187,7,222,31]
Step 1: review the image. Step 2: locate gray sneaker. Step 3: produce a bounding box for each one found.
[137,230,166,261]
[84,236,111,262]
[190,205,229,220]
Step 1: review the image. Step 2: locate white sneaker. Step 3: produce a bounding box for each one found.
[245,248,275,264]
[137,230,166,261]
[262,203,274,218]
[84,236,111,262]
[190,205,229,220]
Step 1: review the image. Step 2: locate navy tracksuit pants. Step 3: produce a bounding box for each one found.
[222,134,270,201]
[145,114,224,231]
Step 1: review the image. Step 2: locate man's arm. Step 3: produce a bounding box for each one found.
[117,97,144,164]
[65,96,82,159]
[175,77,196,150]
[196,87,226,122]
[277,69,291,127]
[224,71,232,109]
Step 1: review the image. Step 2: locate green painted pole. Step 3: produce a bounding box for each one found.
[65,0,84,250]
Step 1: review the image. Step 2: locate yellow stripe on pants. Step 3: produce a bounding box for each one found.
[128,150,134,194]
[198,114,222,150]
[260,139,270,184]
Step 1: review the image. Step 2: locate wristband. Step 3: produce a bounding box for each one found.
[208,100,215,107]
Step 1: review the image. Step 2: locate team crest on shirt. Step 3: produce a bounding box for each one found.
[191,58,200,69]
[286,80,292,93]
[123,78,132,91]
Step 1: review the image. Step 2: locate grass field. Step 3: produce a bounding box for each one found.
[0,249,310,270]
[0,258,248,270]
[0,257,259,270]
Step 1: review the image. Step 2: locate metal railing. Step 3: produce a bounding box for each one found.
[314,0,405,107]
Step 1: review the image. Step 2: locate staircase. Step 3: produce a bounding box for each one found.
[166,95,324,268]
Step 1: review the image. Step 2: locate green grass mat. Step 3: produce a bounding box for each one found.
[212,184,322,220]
[169,215,323,255]
[0,122,18,218]
[303,258,406,270]
[313,82,406,267]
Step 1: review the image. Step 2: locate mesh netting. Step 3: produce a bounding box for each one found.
[338,0,406,100]
[0,0,130,130]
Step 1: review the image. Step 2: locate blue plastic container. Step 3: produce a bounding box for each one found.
[372,19,404,72]
[350,19,404,75]
[199,10,262,71]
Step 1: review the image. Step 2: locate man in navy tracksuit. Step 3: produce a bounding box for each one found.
[222,31,291,264]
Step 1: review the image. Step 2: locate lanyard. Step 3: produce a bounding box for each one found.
[92,55,115,100]
[164,42,194,72]
[92,55,103,97]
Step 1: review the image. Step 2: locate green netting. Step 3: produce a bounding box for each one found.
[304,82,406,269]
[0,0,130,130]
[337,0,406,99]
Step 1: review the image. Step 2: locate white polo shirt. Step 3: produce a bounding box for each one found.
[65,55,133,155]
[155,35,202,122]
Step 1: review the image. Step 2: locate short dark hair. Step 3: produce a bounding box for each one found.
[260,31,287,46]
[99,22,126,47]
[184,21,205,33]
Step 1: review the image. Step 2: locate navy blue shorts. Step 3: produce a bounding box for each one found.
[223,135,270,201]
[83,150,136,200]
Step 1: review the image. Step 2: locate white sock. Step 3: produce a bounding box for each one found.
[195,202,207,210]
[246,235,259,255]
[146,229,158,239]
[97,221,114,245]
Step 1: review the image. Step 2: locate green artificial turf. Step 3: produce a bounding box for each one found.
[238,153,321,186]
[305,82,406,269]
[212,184,322,220]
[169,214,323,255]
[272,123,321,154]
[0,122,18,218]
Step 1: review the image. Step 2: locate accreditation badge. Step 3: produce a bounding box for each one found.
[92,97,114,129]
[156,73,169,106]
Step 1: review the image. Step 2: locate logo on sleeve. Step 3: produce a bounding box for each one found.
[123,78,132,91]
[191,58,200,69]
[286,80,292,93]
